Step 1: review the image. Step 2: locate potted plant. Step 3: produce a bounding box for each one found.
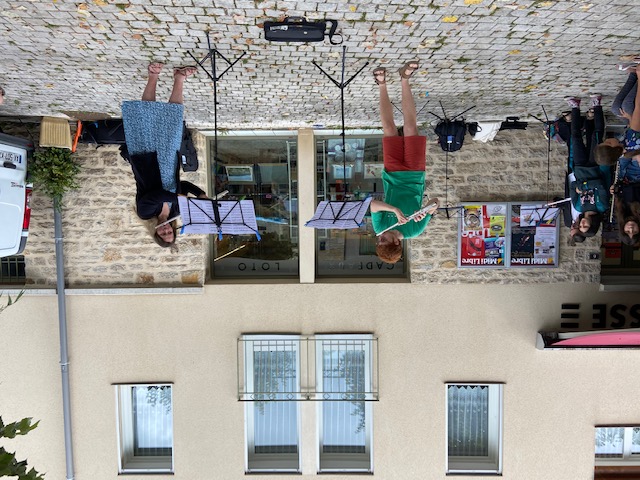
[30,147,81,209]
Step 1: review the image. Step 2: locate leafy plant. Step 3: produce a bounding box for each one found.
[0,416,44,479]
[0,290,24,316]
[30,147,81,209]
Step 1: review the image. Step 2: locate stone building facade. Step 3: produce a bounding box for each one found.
[7,123,601,287]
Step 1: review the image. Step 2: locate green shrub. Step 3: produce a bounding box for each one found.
[30,147,81,209]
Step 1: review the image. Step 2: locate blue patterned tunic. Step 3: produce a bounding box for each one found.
[121,100,184,193]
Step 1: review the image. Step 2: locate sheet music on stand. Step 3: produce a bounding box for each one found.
[519,204,560,226]
[178,196,261,240]
[305,197,372,229]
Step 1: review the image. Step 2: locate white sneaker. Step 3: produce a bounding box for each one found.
[564,96,581,109]
[589,93,602,107]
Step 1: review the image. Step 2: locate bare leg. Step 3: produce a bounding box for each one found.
[379,83,397,137]
[400,78,418,137]
[169,66,196,105]
[142,63,163,102]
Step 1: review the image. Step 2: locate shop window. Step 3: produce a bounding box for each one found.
[115,384,173,474]
[210,136,298,278]
[446,383,503,475]
[315,135,406,278]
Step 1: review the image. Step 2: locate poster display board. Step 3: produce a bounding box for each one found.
[458,202,560,268]
[510,203,559,267]
[459,204,508,267]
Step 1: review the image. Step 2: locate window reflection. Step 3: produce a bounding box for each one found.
[315,136,406,277]
[211,136,298,278]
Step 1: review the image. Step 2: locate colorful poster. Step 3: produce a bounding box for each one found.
[459,204,507,267]
[458,202,560,268]
[509,203,559,267]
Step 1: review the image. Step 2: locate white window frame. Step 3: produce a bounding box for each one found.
[316,334,374,473]
[114,383,174,474]
[243,334,301,473]
[445,383,503,475]
[595,426,640,466]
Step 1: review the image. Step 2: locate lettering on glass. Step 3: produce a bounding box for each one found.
[560,303,580,329]
[237,262,281,272]
[559,304,640,330]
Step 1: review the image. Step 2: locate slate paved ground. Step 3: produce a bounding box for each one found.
[0,0,639,129]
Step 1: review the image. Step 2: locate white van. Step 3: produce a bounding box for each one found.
[0,132,33,258]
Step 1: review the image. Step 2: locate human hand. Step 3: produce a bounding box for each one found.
[620,108,632,120]
[610,184,615,194]
[424,197,440,215]
[570,225,579,238]
[425,204,439,215]
[413,211,428,222]
[394,208,408,224]
[198,193,209,199]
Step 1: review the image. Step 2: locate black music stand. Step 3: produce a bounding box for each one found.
[188,33,261,240]
[305,197,372,229]
[305,46,370,230]
[430,101,475,221]
[529,105,555,203]
[188,32,246,175]
[178,197,261,240]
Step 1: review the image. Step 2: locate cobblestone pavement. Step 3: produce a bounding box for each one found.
[1,0,639,129]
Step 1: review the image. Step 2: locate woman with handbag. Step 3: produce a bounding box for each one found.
[122,63,207,248]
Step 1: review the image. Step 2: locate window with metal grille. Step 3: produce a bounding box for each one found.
[243,335,301,473]
[316,334,373,473]
[239,334,378,473]
[0,256,25,284]
[115,384,173,474]
[446,383,503,474]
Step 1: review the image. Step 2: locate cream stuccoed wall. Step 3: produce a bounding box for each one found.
[2,283,640,480]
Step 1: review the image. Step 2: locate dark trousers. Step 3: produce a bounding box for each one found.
[571,106,604,168]
[612,72,637,118]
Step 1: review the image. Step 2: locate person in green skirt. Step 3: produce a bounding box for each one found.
[370,61,438,264]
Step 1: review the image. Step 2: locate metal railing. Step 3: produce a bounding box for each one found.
[237,335,379,402]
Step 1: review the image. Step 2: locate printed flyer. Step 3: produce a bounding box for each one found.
[459,204,507,267]
[509,203,559,267]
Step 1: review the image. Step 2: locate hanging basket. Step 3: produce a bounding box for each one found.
[39,116,72,150]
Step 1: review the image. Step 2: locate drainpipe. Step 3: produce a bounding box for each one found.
[54,200,75,480]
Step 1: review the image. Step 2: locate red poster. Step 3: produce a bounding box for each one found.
[459,204,507,267]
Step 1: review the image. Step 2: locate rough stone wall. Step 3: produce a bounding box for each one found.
[3,121,602,286]
[410,128,602,284]
[16,124,209,287]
